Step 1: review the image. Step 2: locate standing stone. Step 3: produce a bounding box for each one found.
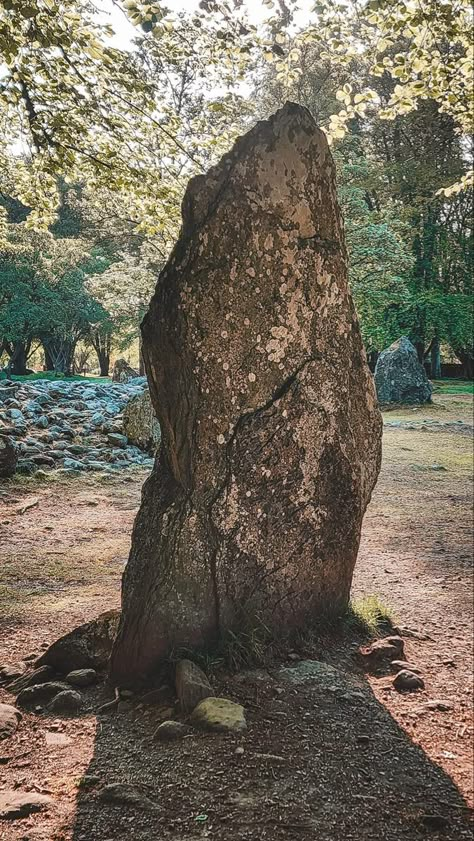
[110,103,382,685]
[122,389,161,454]
[0,434,18,477]
[374,336,432,404]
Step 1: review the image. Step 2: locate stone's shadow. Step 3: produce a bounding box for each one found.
[71,661,473,841]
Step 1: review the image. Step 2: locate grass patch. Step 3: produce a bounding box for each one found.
[6,372,110,383]
[347,595,394,636]
[432,379,473,395]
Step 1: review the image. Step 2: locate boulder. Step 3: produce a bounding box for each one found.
[374,337,432,404]
[110,103,382,684]
[35,610,120,672]
[16,681,69,708]
[175,659,213,713]
[0,434,18,477]
[0,703,21,739]
[122,389,161,454]
[191,697,246,733]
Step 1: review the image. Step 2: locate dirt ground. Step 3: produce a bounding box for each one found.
[0,390,472,840]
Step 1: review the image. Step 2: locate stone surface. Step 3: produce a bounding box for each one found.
[16,681,68,708]
[0,790,53,820]
[66,668,97,687]
[393,669,425,691]
[191,697,246,733]
[0,434,18,477]
[111,102,382,684]
[374,336,432,404]
[175,659,213,713]
[0,703,21,739]
[36,610,120,672]
[122,389,161,454]
[48,689,83,713]
[153,720,192,742]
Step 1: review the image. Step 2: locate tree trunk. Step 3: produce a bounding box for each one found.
[8,341,29,376]
[91,330,111,377]
[454,347,474,379]
[42,337,75,375]
[110,104,383,687]
[430,335,441,379]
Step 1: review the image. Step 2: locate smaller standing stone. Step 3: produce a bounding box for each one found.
[393,669,425,691]
[122,389,161,454]
[175,659,213,713]
[0,435,18,477]
[375,336,432,404]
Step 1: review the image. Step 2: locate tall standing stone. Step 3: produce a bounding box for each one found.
[110,103,382,685]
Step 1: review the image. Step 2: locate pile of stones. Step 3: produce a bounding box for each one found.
[0,376,155,477]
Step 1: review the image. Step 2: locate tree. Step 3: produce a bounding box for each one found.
[0,221,111,374]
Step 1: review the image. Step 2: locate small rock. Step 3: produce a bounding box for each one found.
[153,720,192,742]
[48,689,83,714]
[393,669,425,691]
[107,433,127,448]
[390,660,422,674]
[98,783,157,811]
[358,636,405,671]
[0,703,22,740]
[0,790,54,820]
[175,659,213,713]
[191,697,246,733]
[66,668,97,687]
[235,746,245,755]
[421,814,450,831]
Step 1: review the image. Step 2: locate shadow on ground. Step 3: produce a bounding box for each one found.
[69,661,473,841]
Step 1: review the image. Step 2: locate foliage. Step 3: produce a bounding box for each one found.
[1,0,472,230]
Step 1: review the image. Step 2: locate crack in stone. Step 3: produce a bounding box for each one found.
[206,355,319,635]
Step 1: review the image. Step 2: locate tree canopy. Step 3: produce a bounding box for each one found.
[0,0,472,376]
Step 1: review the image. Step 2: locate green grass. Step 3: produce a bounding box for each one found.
[6,371,110,383]
[432,379,473,395]
[347,595,394,635]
